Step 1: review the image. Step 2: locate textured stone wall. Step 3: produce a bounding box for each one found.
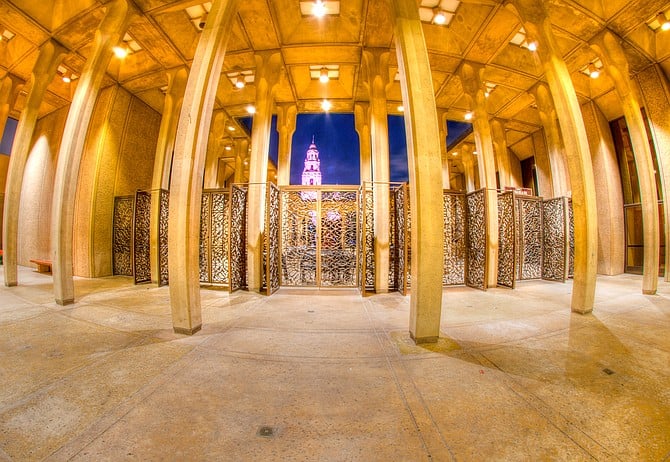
[16,106,68,265]
[581,100,624,275]
[73,85,160,277]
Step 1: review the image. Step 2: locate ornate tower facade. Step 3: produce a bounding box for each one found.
[301,136,322,186]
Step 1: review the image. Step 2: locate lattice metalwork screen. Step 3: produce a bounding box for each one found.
[357,186,365,292]
[199,192,211,283]
[517,196,543,280]
[497,191,516,288]
[112,196,134,276]
[542,197,568,282]
[466,189,487,290]
[394,185,409,295]
[210,191,230,284]
[362,185,375,291]
[568,200,574,278]
[281,189,317,286]
[443,191,466,286]
[133,191,152,284]
[229,185,247,291]
[264,183,280,294]
[320,190,358,287]
[158,189,169,286]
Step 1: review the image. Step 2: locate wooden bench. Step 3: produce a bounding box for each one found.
[30,259,52,273]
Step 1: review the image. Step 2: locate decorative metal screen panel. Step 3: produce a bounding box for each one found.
[394,185,409,295]
[388,188,398,290]
[112,196,134,276]
[466,189,486,290]
[158,189,169,286]
[210,191,230,284]
[497,191,516,288]
[229,185,247,292]
[443,191,466,285]
[357,186,365,291]
[320,190,358,287]
[199,192,211,283]
[281,189,317,286]
[517,196,543,280]
[133,191,152,284]
[568,200,574,278]
[363,186,375,291]
[264,183,280,294]
[542,197,568,282]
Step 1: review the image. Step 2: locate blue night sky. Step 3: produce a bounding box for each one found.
[241,113,471,186]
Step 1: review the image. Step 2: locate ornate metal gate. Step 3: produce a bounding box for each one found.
[517,195,543,280]
[443,191,466,286]
[394,184,409,295]
[497,191,516,288]
[262,183,280,295]
[112,195,134,276]
[360,184,375,291]
[542,197,569,282]
[280,187,358,287]
[466,189,487,290]
[158,189,169,286]
[198,189,231,286]
[133,190,152,284]
[229,184,247,292]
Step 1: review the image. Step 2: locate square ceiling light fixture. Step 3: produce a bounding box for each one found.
[647,10,670,31]
[580,58,603,79]
[299,0,340,17]
[185,2,212,30]
[226,70,254,89]
[0,27,15,42]
[419,0,460,26]
[309,65,339,82]
[113,32,141,59]
[510,27,537,51]
[57,65,78,83]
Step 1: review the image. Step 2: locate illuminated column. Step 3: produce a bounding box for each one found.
[354,102,372,184]
[438,109,450,189]
[276,103,296,186]
[391,0,444,343]
[363,49,391,293]
[166,0,239,333]
[247,51,282,292]
[592,31,659,294]
[513,0,598,314]
[461,143,476,192]
[635,64,670,281]
[0,75,21,146]
[149,66,187,284]
[459,61,498,288]
[531,82,570,197]
[491,119,512,189]
[51,1,135,305]
[233,138,249,183]
[3,40,66,288]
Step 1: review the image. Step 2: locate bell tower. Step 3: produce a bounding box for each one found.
[301,135,322,186]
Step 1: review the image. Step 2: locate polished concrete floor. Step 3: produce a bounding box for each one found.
[0,265,668,461]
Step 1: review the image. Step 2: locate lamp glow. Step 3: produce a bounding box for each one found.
[321,99,332,111]
[433,10,447,25]
[658,12,670,31]
[319,67,329,83]
[312,0,327,17]
[246,105,256,114]
[526,41,538,52]
[235,75,246,89]
[588,63,600,79]
[62,75,71,83]
[113,46,128,59]
[464,111,473,121]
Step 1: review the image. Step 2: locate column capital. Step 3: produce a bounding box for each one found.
[276,102,297,132]
[589,31,631,98]
[254,50,283,94]
[362,48,391,91]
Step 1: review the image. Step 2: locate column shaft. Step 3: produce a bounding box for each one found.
[354,103,372,185]
[392,0,444,343]
[3,40,66,287]
[276,103,297,186]
[491,119,511,189]
[438,110,450,189]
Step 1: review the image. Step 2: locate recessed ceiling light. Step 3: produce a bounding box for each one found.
[397,105,404,112]
[246,105,256,114]
[464,111,473,121]
[312,0,326,17]
[113,46,128,59]
[319,67,329,83]
[321,99,332,111]
[658,12,670,31]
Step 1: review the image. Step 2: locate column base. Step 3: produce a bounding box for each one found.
[571,307,593,315]
[5,282,17,287]
[56,298,74,306]
[410,333,439,345]
[642,289,657,295]
[174,324,202,335]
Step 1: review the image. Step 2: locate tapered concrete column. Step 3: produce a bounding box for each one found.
[459,62,498,288]
[462,144,476,192]
[247,51,282,292]
[51,1,135,305]
[635,64,670,281]
[391,0,444,343]
[592,31,659,294]
[363,49,391,293]
[438,109,450,189]
[149,67,187,284]
[531,82,569,196]
[0,75,22,146]
[354,102,372,184]
[513,0,598,314]
[233,138,248,183]
[276,103,296,186]
[3,40,66,288]
[167,0,239,333]
[491,119,512,189]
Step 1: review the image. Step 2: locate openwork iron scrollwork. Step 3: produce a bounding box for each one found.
[363,186,375,291]
[497,191,515,288]
[210,191,230,285]
[517,196,543,280]
[320,190,358,287]
[133,191,152,284]
[443,191,466,286]
[112,196,134,276]
[199,193,211,283]
[394,185,409,294]
[542,197,568,282]
[230,185,247,291]
[568,200,574,278]
[158,189,169,286]
[264,183,281,294]
[466,189,486,290]
[280,189,317,286]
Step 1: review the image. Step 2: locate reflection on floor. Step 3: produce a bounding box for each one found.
[0,265,668,461]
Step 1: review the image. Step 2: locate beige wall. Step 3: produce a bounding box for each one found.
[16,106,68,264]
[73,85,160,277]
[581,100,625,275]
